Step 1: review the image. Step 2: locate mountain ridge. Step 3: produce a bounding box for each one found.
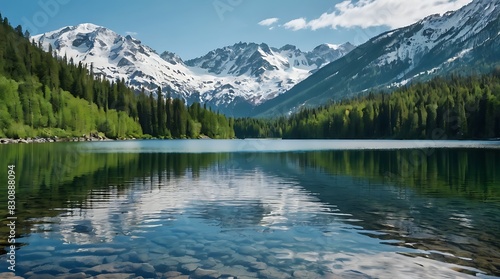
[33,25,354,116]
[253,0,500,117]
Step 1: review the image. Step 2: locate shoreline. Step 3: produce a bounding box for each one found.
[1,137,499,145]
[0,133,217,144]
[0,136,114,144]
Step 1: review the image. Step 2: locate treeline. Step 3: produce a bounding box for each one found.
[137,89,234,139]
[3,13,499,141]
[235,70,500,139]
[0,15,233,139]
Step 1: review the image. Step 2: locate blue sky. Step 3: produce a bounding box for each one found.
[1,0,473,59]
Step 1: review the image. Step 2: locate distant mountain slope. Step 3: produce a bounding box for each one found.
[33,25,354,116]
[185,42,354,76]
[254,0,500,117]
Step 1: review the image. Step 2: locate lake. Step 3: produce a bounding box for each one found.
[0,140,499,278]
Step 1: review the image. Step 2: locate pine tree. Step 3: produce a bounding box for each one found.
[157,87,166,136]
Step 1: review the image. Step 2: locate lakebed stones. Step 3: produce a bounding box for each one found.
[163,271,182,278]
[0,272,24,279]
[217,265,258,279]
[120,250,150,263]
[223,253,255,266]
[239,245,259,256]
[180,263,199,273]
[249,261,268,271]
[31,264,70,275]
[151,235,180,247]
[58,255,105,268]
[172,256,201,265]
[93,274,135,279]
[81,247,127,256]
[137,263,156,278]
[204,246,233,257]
[258,267,292,279]
[292,270,323,279]
[170,247,196,257]
[21,251,53,261]
[58,272,88,279]
[191,268,221,279]
[103,255,119,264]
[86,262,156,278]
[152,258,180,271]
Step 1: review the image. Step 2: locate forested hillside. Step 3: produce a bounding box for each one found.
[2,13,499,141]
[0,15,234,139]
[235,71,500,139]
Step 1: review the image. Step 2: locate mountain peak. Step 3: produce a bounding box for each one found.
[313,42,355,52]
[160,51,184,65]
[74,22,103,31]
[280,44,298,51]
[58,23,109,36]
[254,0,500,117]
[34,23,355,116]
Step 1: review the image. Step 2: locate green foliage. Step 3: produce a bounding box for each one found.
[4,122,33,139]
[0,17,234,140]
[235,72,500,140]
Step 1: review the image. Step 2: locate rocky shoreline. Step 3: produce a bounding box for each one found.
[0,135,112,144]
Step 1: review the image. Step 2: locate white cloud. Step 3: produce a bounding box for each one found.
[125,31,138,36]
[283,18,308,31]
[258,17,279,26]
[285,0,473,31]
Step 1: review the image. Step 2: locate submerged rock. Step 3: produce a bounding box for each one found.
[120,251,149,263]
[153,258,180,272]
[239,245,259,256]
[292,270,322,278]
[86,262,155,277]
[258,267,292,279]
[180,263,199,273]
[32,264,70,275]
[0,272,24,279]
[56,273,87,279]
[217,265,258,278]
[163,271,182,278]
[191,268,221,279]
[84,247,127,256]
[151,235,179,247]
[171,256,200,265]
[59,256,104,268]
[200,257,218,269]
[94,274,135,279]
[136,263,156,278]
[250,261,268,271]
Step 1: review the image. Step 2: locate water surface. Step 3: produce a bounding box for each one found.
[0,140,499,278]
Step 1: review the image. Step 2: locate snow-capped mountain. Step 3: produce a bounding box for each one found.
[33,23,199,96]
[307,43,355,69]
[32,25,354,116]
[254,0,500,117]
[185,42,354,76]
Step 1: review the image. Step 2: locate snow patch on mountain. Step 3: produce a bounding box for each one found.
[254,0,500,117]
[33,25,355,115]
[370,0,500,73]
